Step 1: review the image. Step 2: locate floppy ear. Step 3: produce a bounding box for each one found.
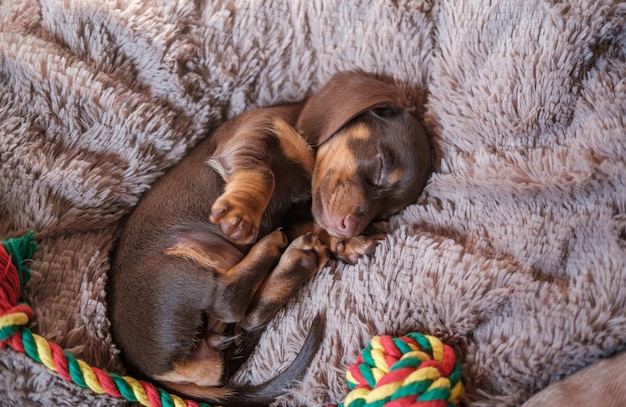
[297,72,409,146]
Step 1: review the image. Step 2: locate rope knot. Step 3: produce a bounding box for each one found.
[342,333,464,407]
[0,233,36,345]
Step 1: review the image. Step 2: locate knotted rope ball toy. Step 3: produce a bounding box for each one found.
[1,232,464,407]
[337,333,464,407]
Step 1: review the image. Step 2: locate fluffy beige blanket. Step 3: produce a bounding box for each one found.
[1,1,625,406]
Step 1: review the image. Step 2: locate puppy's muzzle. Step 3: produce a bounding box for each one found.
[313,175,368,238]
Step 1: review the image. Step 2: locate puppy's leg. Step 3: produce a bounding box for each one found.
[210,167,274,244]
[209,111,313,244]
[151,229,288,398]
[241,233,329,330]
[212,229,288,323]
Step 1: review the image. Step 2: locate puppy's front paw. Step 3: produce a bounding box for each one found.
[210,193,263,244]
[330,234,383,264]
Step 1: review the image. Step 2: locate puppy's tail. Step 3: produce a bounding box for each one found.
[165,313,326,407]
[227,312,326,406]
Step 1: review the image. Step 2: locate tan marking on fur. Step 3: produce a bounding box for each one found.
[272,117,315,173]
[155,341,230,401]
[313,129,364,216]
[349,123,372,140]
[313,132,358,192]
[219,171,274,220]
[165,243,224,273]
[387,168,404,185]
[316,124,369,177]
[223,172,273,202]
[154,339,224,388]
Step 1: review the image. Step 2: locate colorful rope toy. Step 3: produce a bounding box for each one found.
[0,232,215,407]
[338,333,464,407]
[1,232,464,407]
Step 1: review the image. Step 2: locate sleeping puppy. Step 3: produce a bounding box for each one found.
[108,72,432,406]
[297,72,432,262]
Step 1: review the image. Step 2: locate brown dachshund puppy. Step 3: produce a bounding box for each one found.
[108,72,432,406]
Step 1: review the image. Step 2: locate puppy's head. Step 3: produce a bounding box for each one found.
[298,72,432,238]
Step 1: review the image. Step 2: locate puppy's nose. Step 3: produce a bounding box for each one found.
[338,213,360,236]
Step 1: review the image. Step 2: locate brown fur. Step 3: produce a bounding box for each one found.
[109,105,321,405]
[108,71,432,405]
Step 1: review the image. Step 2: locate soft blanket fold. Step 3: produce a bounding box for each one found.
[1,1,625,406]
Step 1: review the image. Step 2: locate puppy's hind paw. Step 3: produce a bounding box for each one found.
[284,232,331,273]
[301,232,331,270]
[257,229,289,256]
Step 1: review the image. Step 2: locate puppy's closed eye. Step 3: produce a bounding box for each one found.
[371,107,402,118]
[365,154,384,187]
[367,149,401,189]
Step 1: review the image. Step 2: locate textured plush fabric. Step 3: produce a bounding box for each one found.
[1,1,625,406]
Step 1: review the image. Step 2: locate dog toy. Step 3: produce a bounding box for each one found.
[334,332,464,407]
[1,232,464,407]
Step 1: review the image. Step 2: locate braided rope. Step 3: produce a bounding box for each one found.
[0,232,214,407]
[339,332,464,407]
